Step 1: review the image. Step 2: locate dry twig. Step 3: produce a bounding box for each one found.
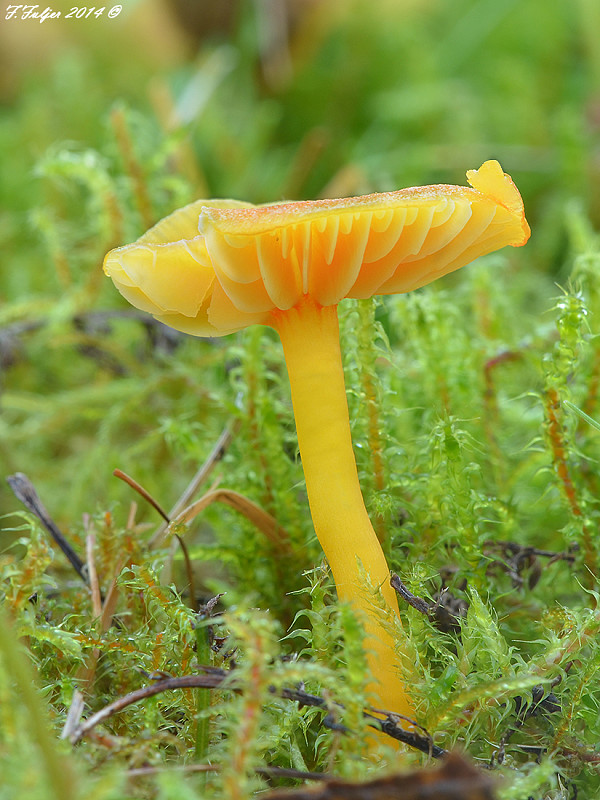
[69,666,446,757]
[7,472,89,586]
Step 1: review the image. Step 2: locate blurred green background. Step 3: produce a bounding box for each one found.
[1,0,599,519]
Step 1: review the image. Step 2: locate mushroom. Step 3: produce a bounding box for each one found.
[103,160,530,726]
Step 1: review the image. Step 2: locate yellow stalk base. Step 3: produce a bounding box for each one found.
[270,299,414,725]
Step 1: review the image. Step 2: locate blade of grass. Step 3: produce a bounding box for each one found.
[0,604,79,800]
[564,398,600,433]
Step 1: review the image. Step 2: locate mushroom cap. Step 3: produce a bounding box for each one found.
[103,160,530,336]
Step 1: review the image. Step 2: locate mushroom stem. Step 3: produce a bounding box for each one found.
[270,298,414,721]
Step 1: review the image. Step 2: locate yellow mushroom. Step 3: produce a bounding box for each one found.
[104,160,530,726]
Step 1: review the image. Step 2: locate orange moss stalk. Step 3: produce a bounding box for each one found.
[545,387,597,583]
[222,616,273,799]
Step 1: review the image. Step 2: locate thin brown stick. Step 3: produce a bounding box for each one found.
[126,501,138,530]
[170,424,238,516]
[69,672,230,744]
[86,534,102,619]
[150,424,239,547]
[173,488,291,550]
[125,762,327,781]
[112,469,199,608]
[60,690,85,741]
[113,469,170,523]
[7,472,89,585]
[390,573,431,615]
[78,533,103,688]
[76,544,125,691]
[69,668,443,756]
